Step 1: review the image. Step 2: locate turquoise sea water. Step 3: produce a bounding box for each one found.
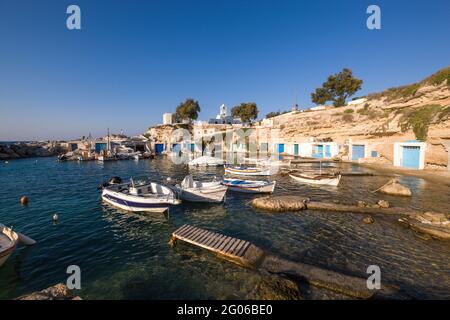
[0,157,449,299]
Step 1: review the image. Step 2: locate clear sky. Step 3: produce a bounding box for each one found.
[0,0,449,141]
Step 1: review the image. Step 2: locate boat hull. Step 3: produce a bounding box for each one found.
[289,173,341,186]
[102,189,178,212]
[223,179,276,193]
[0,227,18,268]
[224,166,271,176]
[177,187,227,203]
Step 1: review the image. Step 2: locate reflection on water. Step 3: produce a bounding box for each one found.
[0,157,449,299]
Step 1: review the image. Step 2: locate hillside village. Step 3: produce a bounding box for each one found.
[146,67,450,171]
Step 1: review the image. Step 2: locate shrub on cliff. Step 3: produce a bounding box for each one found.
[399,104,442,141]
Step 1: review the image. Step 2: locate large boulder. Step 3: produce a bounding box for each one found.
[247,274,302,300]
[377,179,412,197]
[16,283,81,300]
[399,212,450,240]
[251,196,308,212]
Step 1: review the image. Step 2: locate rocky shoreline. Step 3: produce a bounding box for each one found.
[0,142,66,160]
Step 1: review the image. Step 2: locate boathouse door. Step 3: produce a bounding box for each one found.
[155,143,164,154]
[294,144,299,155]
[277,143,285,153]
[402,146,420,169]
[352,145,365,160]
[325,145,331,158]
[313,145,324,158]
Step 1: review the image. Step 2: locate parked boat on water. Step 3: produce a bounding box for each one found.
[173,175,228,203]
[244,157,290,167]
[222,178,276,193]
[101,176,181,212]
[224,165,272,176]
[0,226,18,268]
[0,223,35,268]
[289,171,341,186]
[188,156,224,167]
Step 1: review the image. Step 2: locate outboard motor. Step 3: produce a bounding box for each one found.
[98,176,122,190]
[109,176,122,185]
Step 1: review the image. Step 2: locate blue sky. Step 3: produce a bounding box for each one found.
[0,0,449,140]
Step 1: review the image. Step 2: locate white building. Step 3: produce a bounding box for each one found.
[208,104,241,125]
[163,113,173,125]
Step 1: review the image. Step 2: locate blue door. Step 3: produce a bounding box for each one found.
[313,145,324,158]
[71,143,78,151]
[155,143,164,154]
[190,143,195,152]
[277,144,284,153]
[294,144,299,155]
[95,143,107,153]
[402,146,420,169]
[352,145,365,160]
[325,145,331,158]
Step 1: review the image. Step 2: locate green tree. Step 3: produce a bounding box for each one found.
[176,98,201,121]
[232,102,259,123]
[311,68,363,107]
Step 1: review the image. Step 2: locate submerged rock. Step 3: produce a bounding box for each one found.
[377,179,412,197]
[16,283,81,300]
[377,200,390,208]
[399,212,450,240]
[247,274,302,300]
[363,216,375,224]
[251,196,308,212]
[357,200,367,208]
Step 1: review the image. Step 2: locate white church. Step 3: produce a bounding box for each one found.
[208,104,241,125]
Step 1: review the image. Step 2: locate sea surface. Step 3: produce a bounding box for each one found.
[0,157,449,299]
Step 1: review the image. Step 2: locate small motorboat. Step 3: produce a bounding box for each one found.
[224,165,272,176]
[0,224,36,268]
[222,178,276,193]
[0,226,18,268]
[188,156,224,167]
[289,171,341,186]
[101,176,181,212]
[173,175,228,203]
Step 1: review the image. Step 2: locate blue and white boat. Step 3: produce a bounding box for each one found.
[222,178,276,193]
[102,176,181,212]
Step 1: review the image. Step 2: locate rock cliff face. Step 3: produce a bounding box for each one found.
[145,68,449,168]
[0,142,66,160]
[256,68,450,168]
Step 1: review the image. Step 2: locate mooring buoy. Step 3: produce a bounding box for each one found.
[53,214,59,222]
[20,196,29,205]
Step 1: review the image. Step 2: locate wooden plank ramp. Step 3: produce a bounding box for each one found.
[169,224,265,268]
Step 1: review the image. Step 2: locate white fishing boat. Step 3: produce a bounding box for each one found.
[289,171,341,186]
[173,175,228,203]
[222,178,276,193]
[0,223,35,268]
[188,156,224,167]
[0,226,18,268]
[102,176,181,212]
[224,165,271,176]
[244,157,289,167]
